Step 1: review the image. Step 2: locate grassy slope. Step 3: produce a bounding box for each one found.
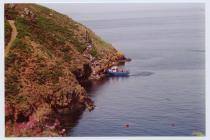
[5,4,118,136]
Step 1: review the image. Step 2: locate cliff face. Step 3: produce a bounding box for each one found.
[5,4,124,136]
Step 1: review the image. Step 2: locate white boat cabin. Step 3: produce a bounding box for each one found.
[110,66,118,72]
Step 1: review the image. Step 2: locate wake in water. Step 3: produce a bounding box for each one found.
[129,71,154,77]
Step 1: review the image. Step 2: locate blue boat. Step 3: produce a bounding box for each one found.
[107,66,129,76]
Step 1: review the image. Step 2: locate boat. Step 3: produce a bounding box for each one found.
[107,66,129,76]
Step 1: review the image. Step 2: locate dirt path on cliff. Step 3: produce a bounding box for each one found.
[5,20,18,57]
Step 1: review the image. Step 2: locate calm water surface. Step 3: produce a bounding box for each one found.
[45,3,205,136]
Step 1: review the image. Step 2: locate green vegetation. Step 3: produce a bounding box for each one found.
[63,53,72,62]
[71,38,86,53]
[35,16,77,46]
[5,72,20,97]
[60,46,70,53]
[35,65,64,84]
[36,16,64,32]
[90,47,98,58]
[15,17,31,38]
[5,20,12,45]
[5,52,16,68]
[5,7,18,20]
[15,95,29,108]
[15,14,86,53]
[11,38,31,53]
[34,4,52,14]
[6,38,31,69]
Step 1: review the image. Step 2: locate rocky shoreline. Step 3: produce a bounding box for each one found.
[6,53,126,137]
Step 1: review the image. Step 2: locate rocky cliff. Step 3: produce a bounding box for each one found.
[5,4,125,136]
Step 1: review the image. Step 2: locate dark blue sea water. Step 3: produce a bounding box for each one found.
[44,3,205,136]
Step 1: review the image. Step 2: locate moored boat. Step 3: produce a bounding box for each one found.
[107,66,129,76]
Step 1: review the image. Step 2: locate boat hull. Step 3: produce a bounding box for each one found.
[108,71,129,77]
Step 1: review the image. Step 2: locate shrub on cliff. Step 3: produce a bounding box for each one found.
[5,20,12,45]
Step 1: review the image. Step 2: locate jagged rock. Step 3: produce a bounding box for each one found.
[24,8,30,15]
[72,63,92,82]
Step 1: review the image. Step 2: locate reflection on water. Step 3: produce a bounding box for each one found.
[58,110,84,135]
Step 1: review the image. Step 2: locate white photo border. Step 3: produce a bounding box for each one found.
[0,0,209,140]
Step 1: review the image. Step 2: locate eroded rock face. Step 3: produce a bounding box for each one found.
[72,63,92,82]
